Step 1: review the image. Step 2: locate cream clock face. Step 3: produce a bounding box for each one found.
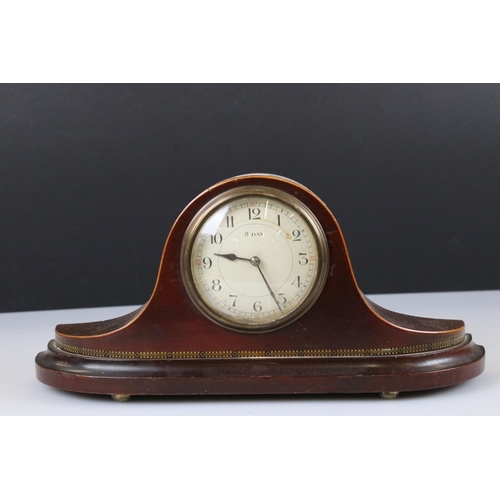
[181,186,329,332]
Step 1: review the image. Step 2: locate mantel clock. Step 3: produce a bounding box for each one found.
[36,174,485,400]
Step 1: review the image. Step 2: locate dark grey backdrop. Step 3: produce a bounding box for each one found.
[1,84,499,313]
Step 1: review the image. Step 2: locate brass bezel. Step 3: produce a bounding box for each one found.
[180,185,329,333]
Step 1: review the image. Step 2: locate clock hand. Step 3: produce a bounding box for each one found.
[215,253,283,313]
[214,253,252,262]
[252,259,283,314]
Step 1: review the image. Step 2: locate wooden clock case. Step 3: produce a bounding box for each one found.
[35,174,485,399]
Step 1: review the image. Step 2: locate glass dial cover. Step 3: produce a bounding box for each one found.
[181,186,329,332]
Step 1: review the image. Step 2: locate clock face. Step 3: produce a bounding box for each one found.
[181,186,329,332]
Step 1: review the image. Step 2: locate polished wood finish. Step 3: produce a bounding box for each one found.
[35,174,485,397]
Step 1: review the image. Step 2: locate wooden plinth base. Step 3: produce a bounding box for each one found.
[35,335,485,398]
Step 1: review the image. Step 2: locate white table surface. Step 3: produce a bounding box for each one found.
[1,290,498,416]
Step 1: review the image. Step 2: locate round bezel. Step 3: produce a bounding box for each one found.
[180,185,329,333]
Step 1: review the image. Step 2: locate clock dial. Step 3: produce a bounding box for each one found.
[182,186,329,332]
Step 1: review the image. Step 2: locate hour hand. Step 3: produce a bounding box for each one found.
[214,253,251,262]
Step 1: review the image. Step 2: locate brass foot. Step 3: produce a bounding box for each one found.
[112,394,131,402]
[380,391,399,399]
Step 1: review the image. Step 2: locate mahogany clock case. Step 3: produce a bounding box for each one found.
[35,174,485,398]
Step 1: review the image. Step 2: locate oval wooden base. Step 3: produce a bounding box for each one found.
[35,335,485,397]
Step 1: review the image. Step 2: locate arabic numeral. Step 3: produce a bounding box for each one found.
[212,279,222,292]
[248,207,261,220]
[210,233,223,244]
[292,229,301,241]
[253,301,262,312]
[229,295,238,307]
[291,276,302,288]
[203,257,212,269]
[298,253,308,265]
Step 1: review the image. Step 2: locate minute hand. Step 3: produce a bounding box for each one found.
[215,252,283,313]
[255,264,283,314]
